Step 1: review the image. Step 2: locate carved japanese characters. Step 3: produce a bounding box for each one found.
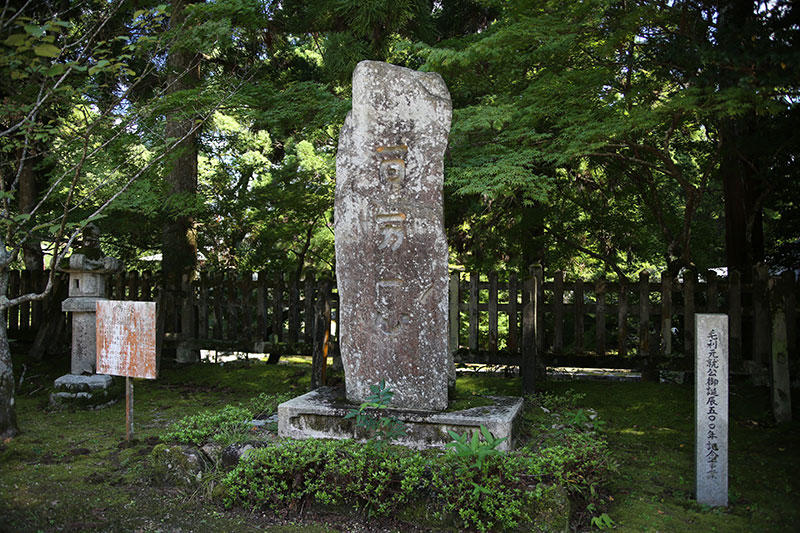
[335,61,452,411]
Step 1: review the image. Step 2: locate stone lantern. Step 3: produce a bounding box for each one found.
[50,226,122,408]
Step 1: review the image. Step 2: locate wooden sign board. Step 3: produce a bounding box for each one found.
[96,300,157,379]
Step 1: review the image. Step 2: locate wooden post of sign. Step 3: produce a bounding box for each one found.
[96,300,157,443]
[126,376,133,441]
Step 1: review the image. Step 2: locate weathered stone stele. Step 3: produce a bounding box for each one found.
[695,313,729,507]
[335,60,452,411]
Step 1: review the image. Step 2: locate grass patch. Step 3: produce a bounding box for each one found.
[1,353,798,532]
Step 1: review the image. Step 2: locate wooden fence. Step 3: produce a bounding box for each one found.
[450,266,798,374]
[6,266,798,375]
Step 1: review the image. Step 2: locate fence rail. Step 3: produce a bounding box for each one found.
[6,266,797,376]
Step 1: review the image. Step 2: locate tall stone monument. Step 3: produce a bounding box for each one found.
[278,61,521,449]
[335,60,452,411]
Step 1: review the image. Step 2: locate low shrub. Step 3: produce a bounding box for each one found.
[222,439,426,516]
[161,393,291,446]
[222,432,614,532]
[162,405,254,446]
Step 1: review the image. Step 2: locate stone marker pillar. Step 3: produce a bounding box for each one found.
[51,229,121,408]
[695,313,728,507]
[334,60,452,411]
[62,253,120,374]
[770,305,792,423]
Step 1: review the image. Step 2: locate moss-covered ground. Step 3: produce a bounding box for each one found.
[1,353,797,532]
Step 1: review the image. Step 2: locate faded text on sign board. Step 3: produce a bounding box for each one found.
[96,300,157,379]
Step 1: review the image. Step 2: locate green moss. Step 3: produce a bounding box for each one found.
[3,354,799,532]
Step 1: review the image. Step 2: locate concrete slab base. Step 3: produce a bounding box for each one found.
[278,386,523,451]
[50,374,122,409]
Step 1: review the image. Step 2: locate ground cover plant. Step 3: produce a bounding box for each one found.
[0,355,798,532]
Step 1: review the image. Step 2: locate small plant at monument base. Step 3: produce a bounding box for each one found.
[446,425,507,470]
[344,380,406,443]
[591,512,616,530]
[446,425,508,497]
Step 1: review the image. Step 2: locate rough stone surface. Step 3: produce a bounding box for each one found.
[60,251,120,374]
[334,60,452,411]
[149,443,210,486]
[49,373,120,409]
[695,313,728,507]
[278,386,522,451]
[54,373,113,391]
[770,307,792,423]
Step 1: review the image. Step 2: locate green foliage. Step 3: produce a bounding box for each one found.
[162,405,254,447]
[591,511,615,530]
[161,392,292,447]
[248,392,292,419]
[344,380,406,443]
[222,432,614,532]
[223,439,426,516]
[536,389,586,411]
[445,425,506,471]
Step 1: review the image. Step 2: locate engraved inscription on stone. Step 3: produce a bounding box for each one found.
[377,213,406,251]
[380,159,406,189]
[335,60,452,410]
[378,146,408,190]
[375,279,410,335]
[695,313,728,507]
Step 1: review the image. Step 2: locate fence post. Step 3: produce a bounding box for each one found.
[488,272,499,357]
[638,271,651,375]
[707,270,719,312]
[535,266,544,354]
[288,276,300,347]
[769,277,792,422]
[448,271,459,388]
[782,270,797,365]
[141,270,153,301]
[728,270,743,370]
[595,277,606,357]
[553,271,564,355]
[508,272,519,353]
[522,265,539,394]
[272,272,284,345]
[753,264,770,365]
[661,271,672,358]
[574,278,584,354]
[239,273,253,346]
[683,269,696,361]
[469,273,479,354]
[448,271,460,356]
[311,278,332,389]
[198,272,209,341]
[176,273,198,363]
[303,270,315,345]
[618,276,628,357]
[155,279,165,374]
[128,270,140,301]
[212,273,224,340]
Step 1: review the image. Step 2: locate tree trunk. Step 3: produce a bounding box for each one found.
[17,148,43,271]
[717,2,765,280]
[162,0,200,362]
[721,117,764,280]
[0,269,19,439]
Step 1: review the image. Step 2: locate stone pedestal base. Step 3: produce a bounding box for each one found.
[278,386,523,451]
[49,374,121,409]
